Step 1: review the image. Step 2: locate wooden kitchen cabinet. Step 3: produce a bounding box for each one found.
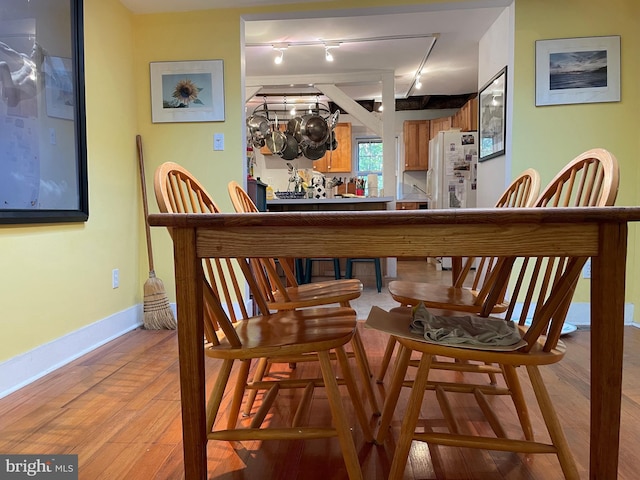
[403,120,430,171]
[429,116,451,140]
[312,122,352,173]
[396,201,429,210]
[451,97,478,131]
[396,202,418,210]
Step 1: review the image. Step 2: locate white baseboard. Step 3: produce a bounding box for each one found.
[0,305,143,399]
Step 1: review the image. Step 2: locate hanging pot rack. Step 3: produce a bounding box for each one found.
[246,95,339,161]
[251,95,332,124]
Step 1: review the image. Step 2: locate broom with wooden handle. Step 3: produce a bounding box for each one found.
[136,134,177,330]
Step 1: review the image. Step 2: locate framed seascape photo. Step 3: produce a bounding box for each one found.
[0,0,88,224]
[535,35,621,106]
[478,66,507,162]
[150,60,225,123]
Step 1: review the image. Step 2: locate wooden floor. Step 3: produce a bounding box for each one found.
[1,261,639,479]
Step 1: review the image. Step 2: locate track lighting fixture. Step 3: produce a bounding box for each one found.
[325,46,334,62]
[273,44,287,65]
[324,42,340,62]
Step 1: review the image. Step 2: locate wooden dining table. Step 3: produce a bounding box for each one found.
[149,207,640,480]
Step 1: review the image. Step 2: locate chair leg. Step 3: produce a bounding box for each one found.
[206,359,234,432]
[388,352,433,480]
[333,258,341,279]
[335,346,374,442]
[228,359,252,429]
[304,258,312,284]
[377,336,397,383]
[501,364,534,441]
[351,329,380,415]
[374,258,382,293]
[317,349,364,480]
[375,344,412,444]
[243,357,268,417]
[526,365,580,480]
[345,259,353,279]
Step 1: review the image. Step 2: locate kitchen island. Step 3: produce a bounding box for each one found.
[267,196,394,212]
[267,195,395,280]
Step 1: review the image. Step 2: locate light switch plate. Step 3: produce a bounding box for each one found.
[213,133,224,151]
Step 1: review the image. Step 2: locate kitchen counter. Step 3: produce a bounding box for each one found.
[267,196,394,211]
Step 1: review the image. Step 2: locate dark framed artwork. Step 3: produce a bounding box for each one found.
[0,0,88,224]
[478,66,507,162]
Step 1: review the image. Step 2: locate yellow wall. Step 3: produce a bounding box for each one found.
[511,0,639,309]
[1,0,638,366]
[0,0,140,362]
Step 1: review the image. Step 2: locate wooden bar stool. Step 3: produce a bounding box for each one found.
[345,258,382,293]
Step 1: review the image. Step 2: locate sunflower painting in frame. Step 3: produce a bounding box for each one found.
[163,75,207,108]
[150,60,225,122]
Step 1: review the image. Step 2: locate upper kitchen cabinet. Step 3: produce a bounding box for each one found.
[430,116,452,140]
[451,97,478,132]
[313,123,352,173]
[403,120,430,171]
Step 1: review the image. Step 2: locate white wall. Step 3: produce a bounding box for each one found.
[476,3,514,207]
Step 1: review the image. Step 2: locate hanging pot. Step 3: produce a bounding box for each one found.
[303,142,327,161]
[280,133,300,161]
[247,114,271,139]
[287,116,304,142]
[325,135,338,151]
[327,110,340,130]
[252,137,266,149]
[265,130,286,155]
[300,114,329,144]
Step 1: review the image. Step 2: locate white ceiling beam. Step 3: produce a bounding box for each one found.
[314,83,382,135]
[246,70,390,88]
[245,85,263,102]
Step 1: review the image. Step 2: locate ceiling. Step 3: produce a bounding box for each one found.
[121,0,509,111]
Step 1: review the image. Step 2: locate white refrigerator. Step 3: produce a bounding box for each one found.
[427,129,478,209]
[427,130,478,269]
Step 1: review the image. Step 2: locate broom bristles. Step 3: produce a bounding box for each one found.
[143,275,177,330]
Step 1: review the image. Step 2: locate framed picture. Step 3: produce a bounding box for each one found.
[478,66,507,162]
[0,0,88,224]
[44,56,74,120]
[535,35,621,106]
[150,60,225,123]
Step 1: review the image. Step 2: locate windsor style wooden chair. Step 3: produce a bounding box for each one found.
[373,148,619,479]
[378,168,541,382]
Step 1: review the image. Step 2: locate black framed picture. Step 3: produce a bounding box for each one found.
[478,66,507,162]
[0,0,88,224]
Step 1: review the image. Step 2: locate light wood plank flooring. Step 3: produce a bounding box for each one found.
[1,260,639,479]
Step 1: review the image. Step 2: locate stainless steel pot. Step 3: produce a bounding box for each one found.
[300,114,329,145]
[247,114,271,139]
[265,130,286,155]
[280,133,300,160]
[303,141,327,161]
[287,116,303,142]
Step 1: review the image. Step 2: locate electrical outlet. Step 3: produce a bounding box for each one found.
[582,259,591,279]
[112,268,119,289]
[213,133,224,151]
